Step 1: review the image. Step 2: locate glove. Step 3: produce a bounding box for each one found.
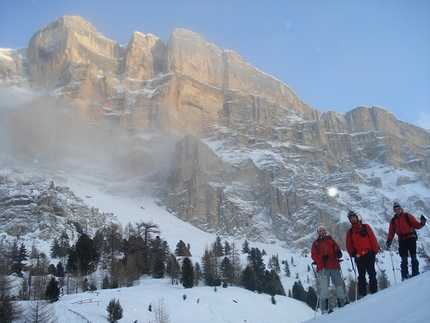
[385,239,392,248]
[335,250,342,258]
[421,215,427,225]
[322,254,329,261]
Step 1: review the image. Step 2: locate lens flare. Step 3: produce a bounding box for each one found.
[327,187,338,197]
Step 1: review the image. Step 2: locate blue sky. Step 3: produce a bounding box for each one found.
[1,0,429,128]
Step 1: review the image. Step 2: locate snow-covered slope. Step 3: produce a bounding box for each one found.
[61,174,430,322]
[11,174,429,323]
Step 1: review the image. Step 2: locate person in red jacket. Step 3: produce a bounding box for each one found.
[385,201,426,280]
[311,225,347,313]
[345,211,379,298]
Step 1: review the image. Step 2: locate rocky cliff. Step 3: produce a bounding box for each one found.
[1,16,429,249]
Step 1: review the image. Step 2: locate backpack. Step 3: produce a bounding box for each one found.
[391,212,418,240]
[349,222,368,238]
[314,236,337,255]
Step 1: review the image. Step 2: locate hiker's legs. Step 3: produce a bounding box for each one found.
[365,253,377,294]
[355,257,367,297]
[407,237,419,276]
[399,240,409,279]
[329,269,346,306]
[318,271,329,312]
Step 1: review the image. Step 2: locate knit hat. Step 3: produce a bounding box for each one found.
[317,223,326,230]
[393,202,402,209]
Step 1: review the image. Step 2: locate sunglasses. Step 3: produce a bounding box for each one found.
[393,207,401,210]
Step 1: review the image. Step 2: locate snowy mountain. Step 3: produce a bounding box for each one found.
[1,15,430,322]
[1,15,429,251]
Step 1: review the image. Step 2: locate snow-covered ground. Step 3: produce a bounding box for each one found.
[10,174,425,323]
[2,147,429,323]
[35,270,427,323]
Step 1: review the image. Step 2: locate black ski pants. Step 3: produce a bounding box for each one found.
[355,252,377,297]
[399,236,419,279]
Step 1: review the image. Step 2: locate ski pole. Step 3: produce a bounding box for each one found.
[338,262,350,304]
[374,255,383,273]
[350,257,357,301]
[311,262,320,318]
[318,267,326,316]
[388,247,397,285]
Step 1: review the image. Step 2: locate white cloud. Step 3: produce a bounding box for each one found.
[0,87,41,108]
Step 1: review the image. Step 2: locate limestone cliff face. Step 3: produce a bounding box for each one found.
[120,32,165,85]
[1,16,430,248]
[27,16,121,89]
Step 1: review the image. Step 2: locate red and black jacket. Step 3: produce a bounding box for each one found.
[311,235,342,272]
[388,212,423,241]
[346,221,379,257]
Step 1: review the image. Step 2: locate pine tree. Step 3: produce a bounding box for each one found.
[58,231,71,264]
[284,260,291,277]
[212,236,224,257]
[264,269,286,296]
[55,262,65,278]
[180,257,195,288]
[223,240,232,256]
[102,275,110,289]
[106,298,123,323]
[242,239,250,254]
[124,235,146,275]
[241,265,255,291]
[166,253,180,285]
[0,296,16,323]
[75,233,99,274]
[0,255,23,323]
[230,242,242,285]
[103,223,123,273]
[378,269,390,290]
[201,249,215,286]
[268,254,281,272]
[49,238,60,259]
[151,236,167,278]
[248,248,265,285]
[292,280,307,302]
[220,256,235,285]
[174,240,190,257]
[44,277,60,303]
[12,242,28,276]
[66,245,78,273]
[125,257,140,286]
[194,261,203,280]
[306,285,318,309]
[47,264,56,276]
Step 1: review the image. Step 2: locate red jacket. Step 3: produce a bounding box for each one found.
[346,221,379,257]
[388,212,423,241]
[311,235,342,272]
